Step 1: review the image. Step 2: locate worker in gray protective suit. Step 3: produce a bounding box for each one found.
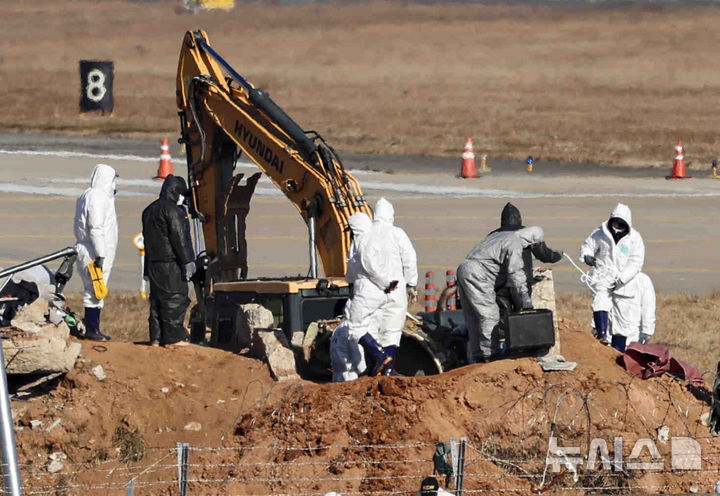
[457,226,544,363]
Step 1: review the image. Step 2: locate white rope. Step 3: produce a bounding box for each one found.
[562,253,618,294]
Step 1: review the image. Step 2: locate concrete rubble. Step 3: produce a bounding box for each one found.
[234,303,274,351]
[2,300,81,375]
[251,328,300,382]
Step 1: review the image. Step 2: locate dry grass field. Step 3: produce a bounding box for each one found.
[67,290,720,383]
[3,1,720,166]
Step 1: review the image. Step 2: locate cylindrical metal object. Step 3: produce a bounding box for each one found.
[0,247,77,280]
[446,270,457,311]
[0,345,23,496]
[308,216,318,279]
[424,271,436,312]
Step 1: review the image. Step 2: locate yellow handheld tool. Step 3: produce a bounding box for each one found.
[88,260,108,300]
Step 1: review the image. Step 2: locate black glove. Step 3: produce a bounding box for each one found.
[94,257,104,270]
[583,255,597,267]
[639,333,651,345]
[384,280,399,294]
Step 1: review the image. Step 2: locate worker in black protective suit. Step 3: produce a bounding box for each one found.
[490,203,563,311]
[142,175,196,347]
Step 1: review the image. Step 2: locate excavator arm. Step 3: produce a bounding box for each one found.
[176,30,370,279]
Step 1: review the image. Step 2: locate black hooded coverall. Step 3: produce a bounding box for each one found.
[491,202,563,308]
[141,175,195,345]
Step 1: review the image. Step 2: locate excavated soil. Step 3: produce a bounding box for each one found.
[11,319,720,495]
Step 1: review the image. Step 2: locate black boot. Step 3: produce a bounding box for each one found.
[359,334,391,376]
[382,345,401,376]
[611,335,627,352]
[593,311,609,344]
[84,307,110,341]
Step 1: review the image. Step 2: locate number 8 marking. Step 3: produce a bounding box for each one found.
[86,69,107,102]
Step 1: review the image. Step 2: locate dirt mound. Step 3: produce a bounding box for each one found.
[12,320,720,495]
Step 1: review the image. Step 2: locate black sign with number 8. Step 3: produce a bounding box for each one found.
[79,60,114,114]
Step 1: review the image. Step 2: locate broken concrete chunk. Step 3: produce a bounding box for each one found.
[251,329,300,382]
[184,422,202,431]
[91,365,106,381]
[234,304,274,351]
[46,460,63,474]
[46,419,61,433]
[29,420,43,430]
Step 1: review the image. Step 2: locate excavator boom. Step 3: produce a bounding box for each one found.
[176,30,370,279]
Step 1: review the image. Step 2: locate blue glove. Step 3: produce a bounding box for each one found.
[639,333,651,345]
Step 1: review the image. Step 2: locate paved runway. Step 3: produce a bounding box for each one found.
[1,140,719,296]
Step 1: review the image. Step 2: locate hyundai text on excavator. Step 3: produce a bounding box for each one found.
[176,30,557,378]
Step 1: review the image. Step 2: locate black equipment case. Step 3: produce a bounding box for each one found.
[504,309,555,353]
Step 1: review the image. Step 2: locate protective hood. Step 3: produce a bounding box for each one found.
[374,197,394,225]
[347,212,372,238]
[500,202,522,229]
[516,226,544,248]
[89,163,117,198]
[159,175,188,204]
[609,203,632,229]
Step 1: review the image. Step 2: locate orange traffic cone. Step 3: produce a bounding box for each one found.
[460,137,478,178]
[154,138,174,181]
[666,141,691,179]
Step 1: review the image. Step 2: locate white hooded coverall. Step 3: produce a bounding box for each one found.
[457,226,544,361]
[73,164,118,308]
[611,271,656,345]
[579,203,645,313]
[343,212,392,343]
[371,198,418,348]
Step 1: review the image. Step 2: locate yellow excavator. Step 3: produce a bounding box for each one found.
[176,30,441,377]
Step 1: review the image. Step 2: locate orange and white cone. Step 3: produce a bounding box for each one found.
[154,138,174,181]
[666,141,690,179]
[460,138,478,178]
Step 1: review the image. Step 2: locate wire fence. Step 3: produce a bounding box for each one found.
[3,432,719,496]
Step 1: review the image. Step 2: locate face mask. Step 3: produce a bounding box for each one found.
[177,194,185,206]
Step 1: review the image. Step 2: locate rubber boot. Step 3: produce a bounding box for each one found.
[611,335,627,353]
[83,307,110,341]
[593,311,609,345]
[382,345,401,376]
[358,334,391,376]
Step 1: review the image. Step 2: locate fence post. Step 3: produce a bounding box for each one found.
[449,438,458,489]
[177,442,190,496]
[456,437,467,496]
[0,344,23,496]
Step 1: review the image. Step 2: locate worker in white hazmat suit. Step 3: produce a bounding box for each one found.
[342,212,398,376]
[609,271,656,352]
[73,163,118,341]
[371,198,418,375]
[580,203,644,347]
[457,227,544,363]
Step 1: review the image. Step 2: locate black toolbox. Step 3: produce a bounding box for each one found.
[504,309,555,353]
